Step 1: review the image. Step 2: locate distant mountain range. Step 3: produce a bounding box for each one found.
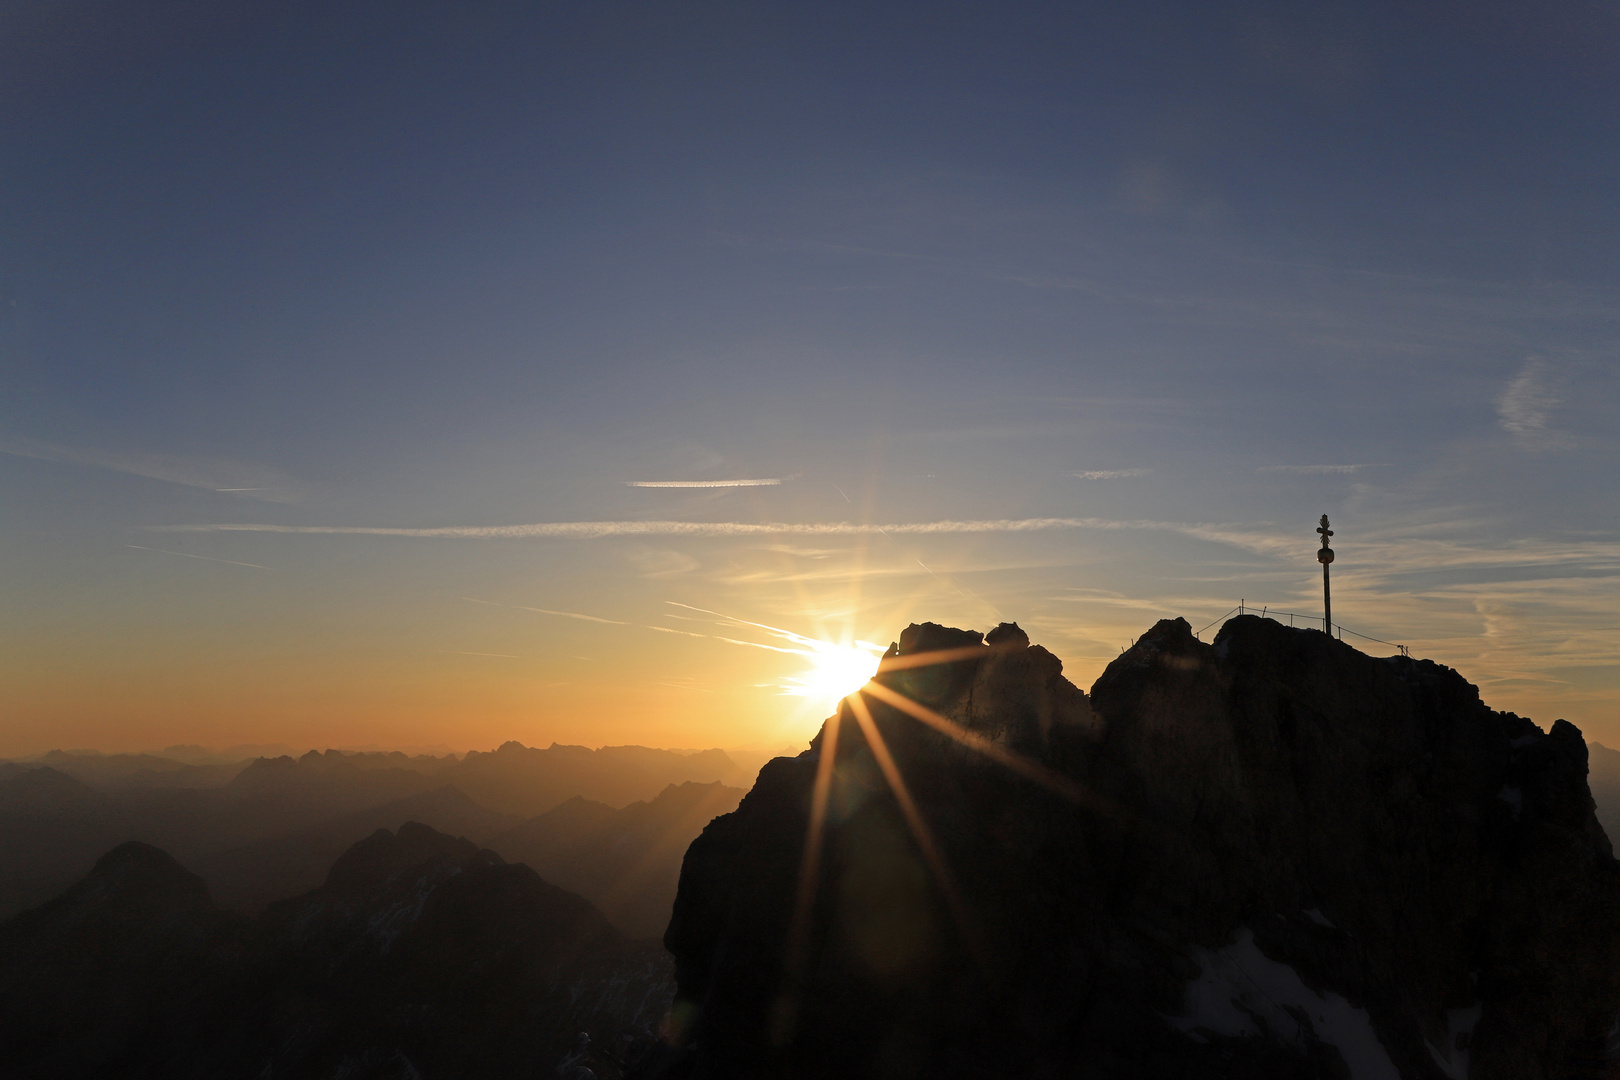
[489,780,747,940]
[7,623,1620,1078]
[0,823,673,1079]
[189,785,521,914]
[0,741,777,923]
[1589,741,1620,845]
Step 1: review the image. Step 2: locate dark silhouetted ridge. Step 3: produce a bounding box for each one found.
[0,823,673,1079]
[660,614,1620,1080]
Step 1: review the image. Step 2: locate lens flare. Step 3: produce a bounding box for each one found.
[778,639,884,709]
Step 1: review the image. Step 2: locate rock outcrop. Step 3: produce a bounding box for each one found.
[661,615,1620,1079]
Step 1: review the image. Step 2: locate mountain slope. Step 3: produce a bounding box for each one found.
[0,842,247,1078]
[445,742,747,816]
[1588,741,1620,848]
[0,742,752,920]
[490,780,746,939]
[190,785,521,913]
[0,823,673,1079]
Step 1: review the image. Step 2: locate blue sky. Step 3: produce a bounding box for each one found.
[2,1,1617,754]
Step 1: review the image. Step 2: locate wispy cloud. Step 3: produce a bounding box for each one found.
[665,601,885,659]
[454,595,629,625]
[125,544,271,570]
[626,478,783,488]
[655,681,715,693]
[1257,464,1384,475]
[0,434,301,502]
[1497,358,1567,450]
[1074,468,1151,480]
[454,593,813,657]
[158,516,1197,540]
[155,513,1620,589]
[625,546,701,578]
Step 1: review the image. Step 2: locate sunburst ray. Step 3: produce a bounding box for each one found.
[860,679,1087,803]
[772,709,844,1044]
[846,692,989,969]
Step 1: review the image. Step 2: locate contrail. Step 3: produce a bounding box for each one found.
[156,516,1184,539]
[457,595,798,653]
[455,596,629,625]
[125,544,271,570]
[626,478,783,488]
[1073,469,1150,480]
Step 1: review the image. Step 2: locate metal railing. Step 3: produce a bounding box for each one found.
[1193,600,1411,658]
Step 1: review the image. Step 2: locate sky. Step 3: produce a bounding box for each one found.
[2,0,1618,757]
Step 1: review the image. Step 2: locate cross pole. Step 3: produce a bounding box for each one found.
[1316,514,1335,635]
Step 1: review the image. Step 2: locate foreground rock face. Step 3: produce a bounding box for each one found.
[662,616,1620,1079]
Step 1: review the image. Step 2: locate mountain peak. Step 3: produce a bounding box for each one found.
[665,616,1620,1079]
[322,822,483,894]
[85,841,212,903]
[0,764,98,810]
[895,620,984,655]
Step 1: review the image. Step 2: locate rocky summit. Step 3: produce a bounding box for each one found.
[661,616,1620,1079]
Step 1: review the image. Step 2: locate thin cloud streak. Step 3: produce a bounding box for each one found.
[455,594,806,657]
[1258,464,1384,474]
[158,516,1203,539]
[2,434,301,502]
[1074,469,1151,479]
[665,601,884,656]
[626,479,783,488]
[455,595,630,625]
[125,544,271,570]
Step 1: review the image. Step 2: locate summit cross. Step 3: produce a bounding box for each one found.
[1316,514,1335,635]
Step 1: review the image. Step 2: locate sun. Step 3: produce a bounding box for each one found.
[779,639,885,711]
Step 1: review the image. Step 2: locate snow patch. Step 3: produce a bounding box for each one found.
[1425,1004,1481,1080]
[1169,928,1399,1080]
[1511,734,1540,748]
[1496,785,1523,820]
[1304,908,1336,929]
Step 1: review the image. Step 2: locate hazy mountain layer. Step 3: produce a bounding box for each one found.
[447,742,747,816]
[0,823,672,1079]
[189,785,521,913]
[1589,742,1620,853]
[489,780,747,939]
[0,741,751,919]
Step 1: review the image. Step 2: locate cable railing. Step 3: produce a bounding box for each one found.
[1192,600,1411,658]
